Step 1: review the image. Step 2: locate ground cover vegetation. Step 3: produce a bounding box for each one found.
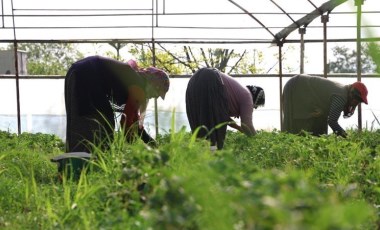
[1,40,379,229]
[0,128,379,229]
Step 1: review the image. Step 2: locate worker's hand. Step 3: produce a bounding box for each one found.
[335,130,347,138]
[138,127,158,147]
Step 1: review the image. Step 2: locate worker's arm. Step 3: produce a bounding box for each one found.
[328,95,347,137]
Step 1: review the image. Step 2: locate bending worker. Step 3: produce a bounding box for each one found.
[64,56,170,152]
[186,67,265,150]
[282,74,368,137]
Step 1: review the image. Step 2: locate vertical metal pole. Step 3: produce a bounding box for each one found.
[153,42,159,136]
[278,43,283,130]
[11,0,21,135]
[321,14,329,78]
[355,0,364,130]
[1,0,5,28]
[299,28,306,74]
[152,0,159,136]
[155,0,158,26]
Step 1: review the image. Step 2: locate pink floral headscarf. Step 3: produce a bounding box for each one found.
[127,59,170,99]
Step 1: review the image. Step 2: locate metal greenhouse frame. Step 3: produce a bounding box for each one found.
[1,0,379,135]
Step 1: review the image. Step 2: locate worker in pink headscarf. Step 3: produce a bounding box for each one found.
[120,60,170,146]
[64,56,170,152]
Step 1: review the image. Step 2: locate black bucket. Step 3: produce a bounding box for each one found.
[50,152,94,180]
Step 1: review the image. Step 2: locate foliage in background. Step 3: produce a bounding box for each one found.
[264,45,298,74]
[107,42,128,61]
[4,41,379,76]
[367,42,380,73]
[9,41,379,76]
[361,22,380,74]
[9,43,84,75]
[127,43,266,75]
[328,42,379,73]
[129,43,189,74]
[0,129,379,229]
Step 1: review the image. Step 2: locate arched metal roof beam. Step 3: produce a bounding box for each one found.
[271,0,347,44]
[228,0,277,40]
[307,0,320,11]
[270,0,298,25]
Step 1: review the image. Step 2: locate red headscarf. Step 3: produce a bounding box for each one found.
[343,82,369,118]
[351,82,368,104]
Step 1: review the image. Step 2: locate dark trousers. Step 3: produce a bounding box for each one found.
[64,68,114,153]
[185,68,229,149]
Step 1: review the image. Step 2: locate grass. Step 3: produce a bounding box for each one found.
[0,128,379,229]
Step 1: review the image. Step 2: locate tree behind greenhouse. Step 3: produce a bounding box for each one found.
[128,43,267,75]
[328,43,379,73]
[9,43,84,75]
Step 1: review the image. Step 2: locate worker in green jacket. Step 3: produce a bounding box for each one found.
[282,74,368,137]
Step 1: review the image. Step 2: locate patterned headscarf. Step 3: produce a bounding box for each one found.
[127,60,170,99]
[246,85,265,109]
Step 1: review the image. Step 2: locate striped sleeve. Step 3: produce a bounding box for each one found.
[327,95,346,134]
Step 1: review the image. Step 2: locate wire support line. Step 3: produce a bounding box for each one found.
[307,0,319,10]
[270,0,298,25]
[1,13,155,17]
[7,10,380,15]
[0,11,377,19]
[228,0,276,39]
[0,38,276,44]
[0,38,379,45]
[1,25,378,30]
[13,8,152,11]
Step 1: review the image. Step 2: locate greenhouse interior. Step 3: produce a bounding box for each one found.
[1,0,380,229]
[0,0,379,139]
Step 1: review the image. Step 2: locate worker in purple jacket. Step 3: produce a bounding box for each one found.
[186,68,265,150]
[64,56,169,153]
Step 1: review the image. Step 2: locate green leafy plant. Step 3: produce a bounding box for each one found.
[0,128,379,229]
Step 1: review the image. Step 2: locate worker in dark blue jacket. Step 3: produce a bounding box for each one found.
[64,56,169,152]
